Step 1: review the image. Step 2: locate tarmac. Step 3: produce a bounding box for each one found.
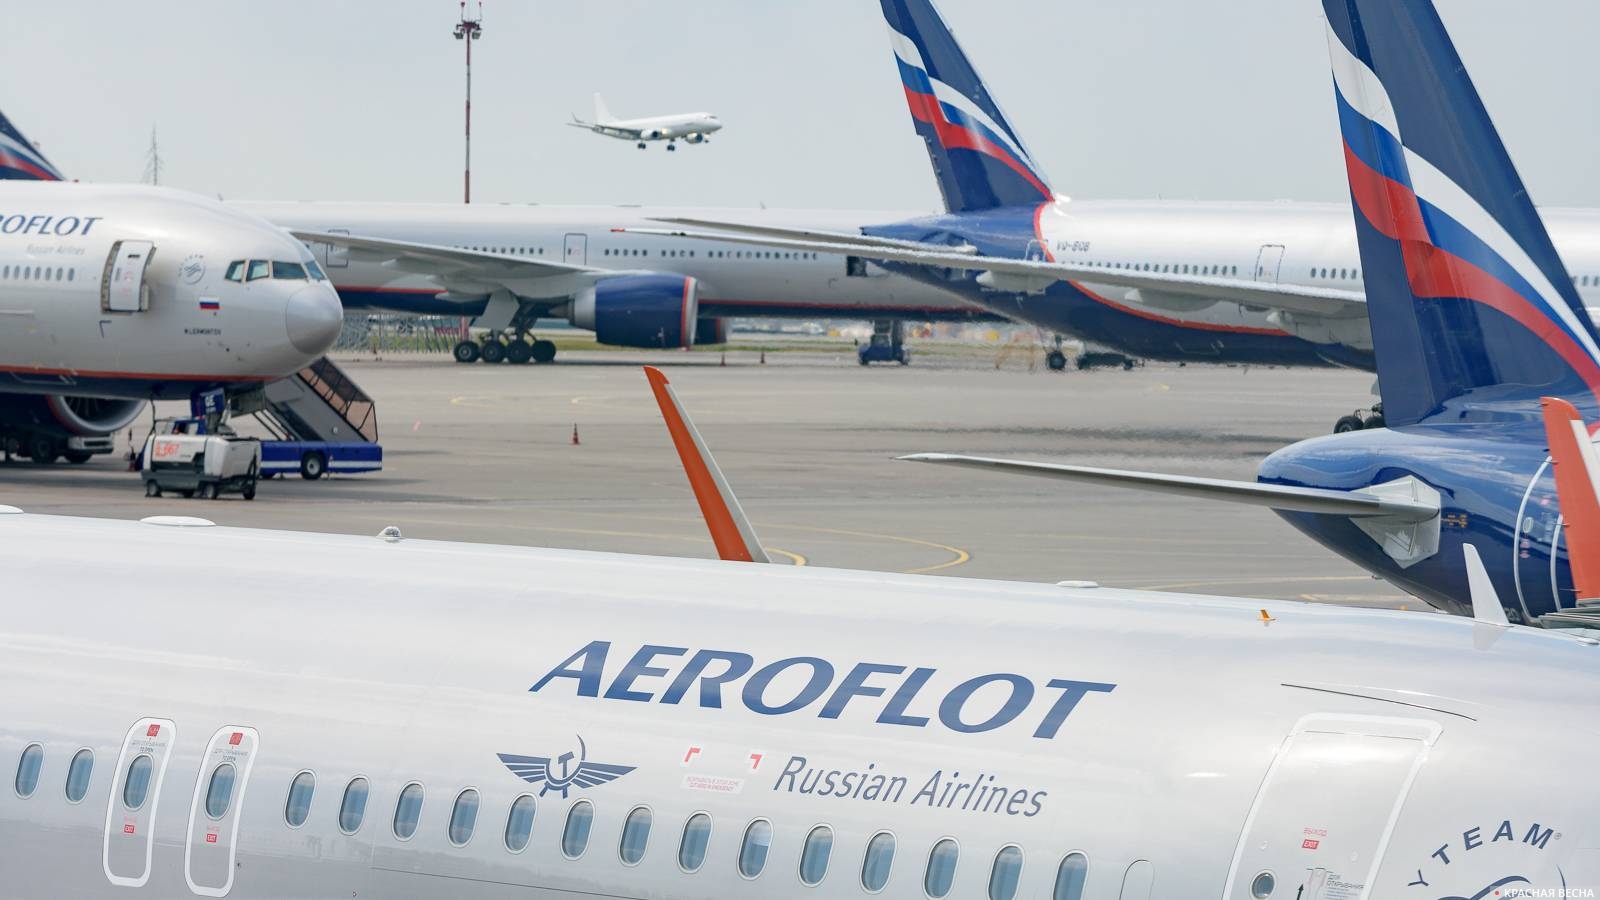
[0,346,1415,610]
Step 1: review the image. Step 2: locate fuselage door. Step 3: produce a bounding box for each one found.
[323,228,350,269]
[1254,244,1286,283]
[184,726,260,897]
[1224,715,1439,900]
[564,232,588,267]
[102,717,178,888]
[102,240,155,312]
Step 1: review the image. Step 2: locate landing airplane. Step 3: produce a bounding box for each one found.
[0,115,343,464]
[1,364,1597,898]
[621,0,1600,432]
[569,93,722,151]
[902,0,1600,628]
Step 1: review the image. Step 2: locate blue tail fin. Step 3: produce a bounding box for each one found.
[879,0,1052,214]
[0,111,64,181]
[1324,0,1600,426]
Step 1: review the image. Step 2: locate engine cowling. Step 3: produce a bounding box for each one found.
[0,394,147,437]
[684,132,707,144]
[641,128,666,141]
[572,275,700,349]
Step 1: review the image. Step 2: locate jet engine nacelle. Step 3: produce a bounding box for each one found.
[683,132,707,144]
[641,128,667,141]
[0,394,147,437]
[571,274,701,349]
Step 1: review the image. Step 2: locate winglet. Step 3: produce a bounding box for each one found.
[1462,544,1510,626]
[645,367,770,563]
[1541,396,1600,601]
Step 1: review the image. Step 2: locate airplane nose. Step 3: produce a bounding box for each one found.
[285,284,343,355]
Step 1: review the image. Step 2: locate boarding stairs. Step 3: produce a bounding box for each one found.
[253,357,378,444]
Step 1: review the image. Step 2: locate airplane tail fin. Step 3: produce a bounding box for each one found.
[592,93,616,126]
[0,110,65,181]
[1324,0,1600,426]
[878,0,1052,213]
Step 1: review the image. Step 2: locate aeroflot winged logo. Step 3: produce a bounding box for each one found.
[497,736,635,799]
[529,641,1116,739]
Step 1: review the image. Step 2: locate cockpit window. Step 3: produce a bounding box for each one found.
[246,260,271,281]
[305,259,328,281]
[272,261,307,280]
[224,261,245,282]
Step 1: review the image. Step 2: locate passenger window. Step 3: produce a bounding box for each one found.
[284,771,314,827]
[448,789,479,846]
[739,818,772,878]
[272,261,307,280]
[989,846,1023,900]
[619,806,651,864]
[679,812,712,872]
[204,763,237,819]
[122,754,154,810]
[800,825,833,886]
[924,838,959,898]
[339,777,369,834]
[246,260,271,281]
[562,800,594,858]
[65,749,93,803]
[392,782,424,840]
[1054,852,1089,900]
[504,794,535,852]
[14,744,42,798]
[862,831,896,892]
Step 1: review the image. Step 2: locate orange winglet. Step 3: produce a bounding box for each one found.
[645,367,770,563]
[1540,396,1600,600]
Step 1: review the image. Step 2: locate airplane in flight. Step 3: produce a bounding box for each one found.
[569,93,723,151]
[622,0,1600,431]
[0,116,343,464]
[0,359,1597,898]
[901,0,1600,629]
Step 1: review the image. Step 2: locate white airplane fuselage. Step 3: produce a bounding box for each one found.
[241,203,987,322]
[0,511,1594,899]
[0,182,343,401]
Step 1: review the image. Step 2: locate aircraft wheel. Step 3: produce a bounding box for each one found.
[453,340,481,364]
[667,144,677,152]
[1333,415,1365,434]
[26,436,58,464]
[145,481,161,498]
[1046,350,1068,371]
[480,340,507,364]
[531,340,558,363]
[637,142,647,150]
[301,451,326,481]
[506,340,533,365]
[64,451,93,464]
[1364,413,1386,429]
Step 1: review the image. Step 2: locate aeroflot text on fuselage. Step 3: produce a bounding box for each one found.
[530,641,1117,738]
[0,214,103,236]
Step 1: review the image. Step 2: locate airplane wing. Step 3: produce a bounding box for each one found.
[897,454,1439,521]
[645,366,772,563]
[292,230,598,278]
[619,221,1365,321]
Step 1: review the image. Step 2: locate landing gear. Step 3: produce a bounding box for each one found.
[667,142,677,152]
[858,320,910,365]
[637,142,647,150]
[506,339,533,365]
[1076,351,1138,371]
[531,339,558,363]
[1333,404,1386,434]
[453,340,481,364]
[480,339,507,364]
[455,330,560,365]
[1046,334,1069,371]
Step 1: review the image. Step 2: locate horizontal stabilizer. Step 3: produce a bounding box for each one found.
[898,453,1439,522]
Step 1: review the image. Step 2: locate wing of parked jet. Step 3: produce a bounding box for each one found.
[898,453,1439,521]
[620,220,1366,322]
[292,230,599,279]
[645,366,771,563]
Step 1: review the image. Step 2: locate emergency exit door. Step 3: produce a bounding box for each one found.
[184,726,260,897]
[1254,244,1286,283]
[564,232,588,266]
[102,717,178,888]
[103,240,155,312]
[1225,715,1439,900]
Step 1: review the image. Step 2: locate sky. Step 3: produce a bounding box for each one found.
[3,1,1596,212]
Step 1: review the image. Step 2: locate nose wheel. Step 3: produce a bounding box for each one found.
[1333,404,1385,433]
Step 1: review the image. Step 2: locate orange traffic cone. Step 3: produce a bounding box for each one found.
[571,424,581,445]
[759,349,767,365]
[720,351,726,367]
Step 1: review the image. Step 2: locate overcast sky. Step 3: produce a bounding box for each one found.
[4,1,1594,212]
